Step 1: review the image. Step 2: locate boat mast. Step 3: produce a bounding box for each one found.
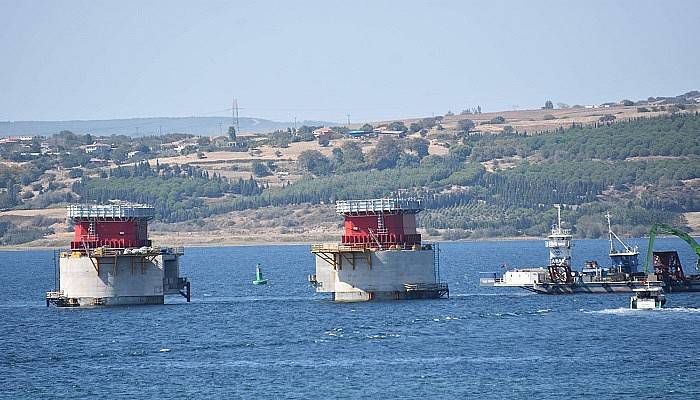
[606,211,614,254]
[606,211,637,254]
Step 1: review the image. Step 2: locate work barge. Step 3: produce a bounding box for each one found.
[482,207,700,294]
[310,197,448,302]
[46,203,190,307]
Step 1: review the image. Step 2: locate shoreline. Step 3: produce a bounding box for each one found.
[2,234,677,251]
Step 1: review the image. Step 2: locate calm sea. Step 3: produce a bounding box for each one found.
[1,238,699,399]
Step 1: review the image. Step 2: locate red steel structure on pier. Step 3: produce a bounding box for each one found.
[69,204,153,250]
[337,198,422,249]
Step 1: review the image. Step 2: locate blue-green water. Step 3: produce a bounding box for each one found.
[1,238,699,399]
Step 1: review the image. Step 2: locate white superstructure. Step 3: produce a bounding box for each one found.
[630,286,666,309]
[546,204,572,267]
[483,205,572,289]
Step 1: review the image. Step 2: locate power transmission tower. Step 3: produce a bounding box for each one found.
[232,98,240,134]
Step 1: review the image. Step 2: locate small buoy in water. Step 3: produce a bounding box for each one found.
[253,263,268,285]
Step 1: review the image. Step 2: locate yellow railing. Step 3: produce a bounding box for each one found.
[310,244,356,252]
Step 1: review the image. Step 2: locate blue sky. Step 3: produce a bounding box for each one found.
[1,0,698,123]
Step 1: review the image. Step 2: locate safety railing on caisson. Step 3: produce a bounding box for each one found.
[404,282,450,298]
[311,243,435,252]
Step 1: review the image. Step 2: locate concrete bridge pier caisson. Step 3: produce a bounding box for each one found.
[310,198,448,302]
[46,203,190,307]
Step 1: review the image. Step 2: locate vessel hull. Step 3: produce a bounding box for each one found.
[531,280,700,294]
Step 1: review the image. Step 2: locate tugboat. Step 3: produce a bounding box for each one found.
[483,208,645,293]
[630,285,666,309]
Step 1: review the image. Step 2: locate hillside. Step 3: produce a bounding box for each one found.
[1,95,699,247]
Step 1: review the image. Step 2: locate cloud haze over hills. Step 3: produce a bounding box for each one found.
[0,117,336,137]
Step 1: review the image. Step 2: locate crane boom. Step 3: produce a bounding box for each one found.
[643,223,700,273]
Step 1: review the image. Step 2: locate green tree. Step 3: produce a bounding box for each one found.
[0,183,19,209]
[361,123,374,132]
[544,100,554,109]
[367,136,401,169]
[388,121,408,132]
[332,147,344,165]
[228,126,237,141]
[297,150,332,175]
[111,146,129,164]
[59,152,91,168]
[251,160,271,177]
[30,137,42,152]
[339,142,364,163]
[449,144,472,161]
[407,137,430,158]
[457,119,475,132]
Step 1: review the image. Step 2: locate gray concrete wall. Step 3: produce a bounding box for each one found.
[314,249,435,297]
[60,254,166,299]
[162,254,182,294]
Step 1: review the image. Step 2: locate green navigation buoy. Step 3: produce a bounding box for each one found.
[253,263,268,285]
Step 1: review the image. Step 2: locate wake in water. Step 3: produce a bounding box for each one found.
[477,308,555,319]
[451,292,535,298]
[583,307,700,315]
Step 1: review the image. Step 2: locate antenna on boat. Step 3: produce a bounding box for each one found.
[606,211,637,254]
[606,211,615,254]
[554,203,562,231]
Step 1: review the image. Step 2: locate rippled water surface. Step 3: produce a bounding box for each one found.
[1,238,699,399]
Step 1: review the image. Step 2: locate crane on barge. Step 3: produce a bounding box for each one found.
[643,223,700,278]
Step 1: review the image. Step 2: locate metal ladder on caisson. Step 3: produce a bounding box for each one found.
[433,243,440,282]
[432,243,449,298]
[53,249,59,292]
[376,214,388,234]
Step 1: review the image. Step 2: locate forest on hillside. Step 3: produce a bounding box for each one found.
[70,113,700,239]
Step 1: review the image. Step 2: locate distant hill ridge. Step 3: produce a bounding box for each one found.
[0,116,337,137]
[2,90,697,137]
